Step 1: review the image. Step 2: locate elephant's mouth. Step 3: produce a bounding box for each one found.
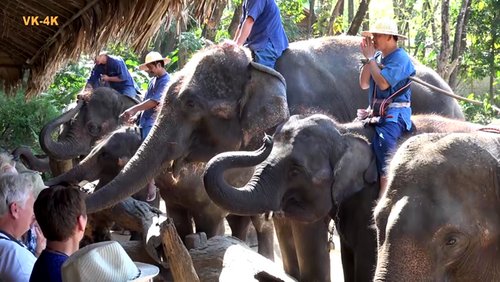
[281,191,321,223]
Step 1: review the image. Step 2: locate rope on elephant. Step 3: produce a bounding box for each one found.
[409,76,500,114]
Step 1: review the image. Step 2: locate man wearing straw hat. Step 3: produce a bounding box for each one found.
[358,18,415,199]
[120,51,171,202]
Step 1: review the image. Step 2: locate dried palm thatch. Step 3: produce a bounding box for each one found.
[0,0,216,98]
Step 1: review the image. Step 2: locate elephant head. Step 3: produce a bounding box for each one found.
[85,44,288,213]
[46,126,142,188]
[40,87,138,160]
[373,132,500,281]
[203,114,378,222]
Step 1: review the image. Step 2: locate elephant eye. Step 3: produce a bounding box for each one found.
[186,100,195,108]
[445,237,457,246]
[288,164,302,177]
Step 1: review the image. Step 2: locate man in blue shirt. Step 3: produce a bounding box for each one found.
[121,51,170,201]
[80,52,138,99]
[30,186,87,282]
[234,0,289,69]
[358,18,415,199]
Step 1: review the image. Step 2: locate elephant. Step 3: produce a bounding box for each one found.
[12,146,50,173]
[46,126,274,258]
[203,114,484,281]
[81,37,465,274]
[85,36,464,212]
[40,87,139,175]
[373,131,500,281]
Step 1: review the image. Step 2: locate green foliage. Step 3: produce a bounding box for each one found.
[278,0,307,41]
[460,93,500,124]
[0,91,59,152]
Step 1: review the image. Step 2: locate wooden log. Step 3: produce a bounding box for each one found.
[189,236,295,282]
[160,218,200,282]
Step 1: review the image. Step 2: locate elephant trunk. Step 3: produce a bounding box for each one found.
[45,154,101,186]
[12,146,49,173]
[85,110,186,214]
[203,135,281,215]
[40,100,91,160]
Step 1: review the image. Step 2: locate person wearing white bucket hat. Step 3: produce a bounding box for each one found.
[358,18,415,199]
[61,241,159,282]
[120,51,171,202]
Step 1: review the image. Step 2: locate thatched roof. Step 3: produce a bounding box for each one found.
[0,0,216,98]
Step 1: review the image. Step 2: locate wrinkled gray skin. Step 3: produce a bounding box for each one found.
[373,132,500,281]
[83,37,465,273]
[86,36,464,213]
[203,114,482,281]
[12,145,50,173]
[46,127,272,257]
[40,87,138,161]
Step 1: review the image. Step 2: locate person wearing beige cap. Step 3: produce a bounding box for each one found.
[120,51,171,202]
[61,241,159,282]
[358,18,416,199]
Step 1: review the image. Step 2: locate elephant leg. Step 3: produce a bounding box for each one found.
[292,217,331,282]
[273,217,300,280]
[339,238,355,282]
[251,214,275,261]
[167,207,193,243]
[192,207,225,238]
[226,214,251,240]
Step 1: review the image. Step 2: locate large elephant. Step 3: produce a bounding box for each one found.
[373,131,500,281]
[46,126,274,258]
[85,36,464,213]
[82,37,465,275]
[203,114,483,281]
[40,87,139,161]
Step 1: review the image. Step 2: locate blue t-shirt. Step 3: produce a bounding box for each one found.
[87,55,138,98]
[241,0,289,53]
[139,73,170,129]
[369,48,415,130]
[29,249,68,282]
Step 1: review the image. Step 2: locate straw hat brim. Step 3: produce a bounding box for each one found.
[138,58,171,71]
[361,30,408,40]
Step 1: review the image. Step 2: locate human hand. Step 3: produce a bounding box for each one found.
[120,109,136,124]
[356,108,370,120]
[100,74,110,82]
[360,36,376,59]
[33,223,46,257]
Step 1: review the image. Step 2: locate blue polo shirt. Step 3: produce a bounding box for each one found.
[30,249,68,282]
[241,0,288,53]
[369,48,415,130]
[139,73,170,130]
[87,55,137,98]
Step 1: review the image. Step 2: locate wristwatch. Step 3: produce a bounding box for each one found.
[367,56,376,63]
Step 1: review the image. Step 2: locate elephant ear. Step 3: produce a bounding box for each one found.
[239,62,289,147]
[331,134,378,204]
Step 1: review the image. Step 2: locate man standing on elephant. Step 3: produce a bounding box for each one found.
[79,51,138,100]
[120,51,171,202]
[358,18,415,199]
[234,0,289,69]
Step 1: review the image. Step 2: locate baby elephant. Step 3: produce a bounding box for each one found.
[374,131,500,281]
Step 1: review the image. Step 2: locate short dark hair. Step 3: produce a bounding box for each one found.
[154,60,165,68]
[34,186,86,241]
[393,35,399,42]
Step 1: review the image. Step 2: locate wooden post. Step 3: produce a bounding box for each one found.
[160,218,200,282]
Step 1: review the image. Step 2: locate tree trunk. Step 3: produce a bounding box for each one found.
[448,0,472,89]
[202,0,228,42]
[437,0,451,79]
[49,158,73,177]
[228,2,243,39]
[308,0,317,38]
[348,0,354,23]
[328,0,344,35]
[413,0,432,57]
[488,23,497,105]
[347,0,370,35]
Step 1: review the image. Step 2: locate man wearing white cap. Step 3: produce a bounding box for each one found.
[120,51,171,202]
[358,18,415,199]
